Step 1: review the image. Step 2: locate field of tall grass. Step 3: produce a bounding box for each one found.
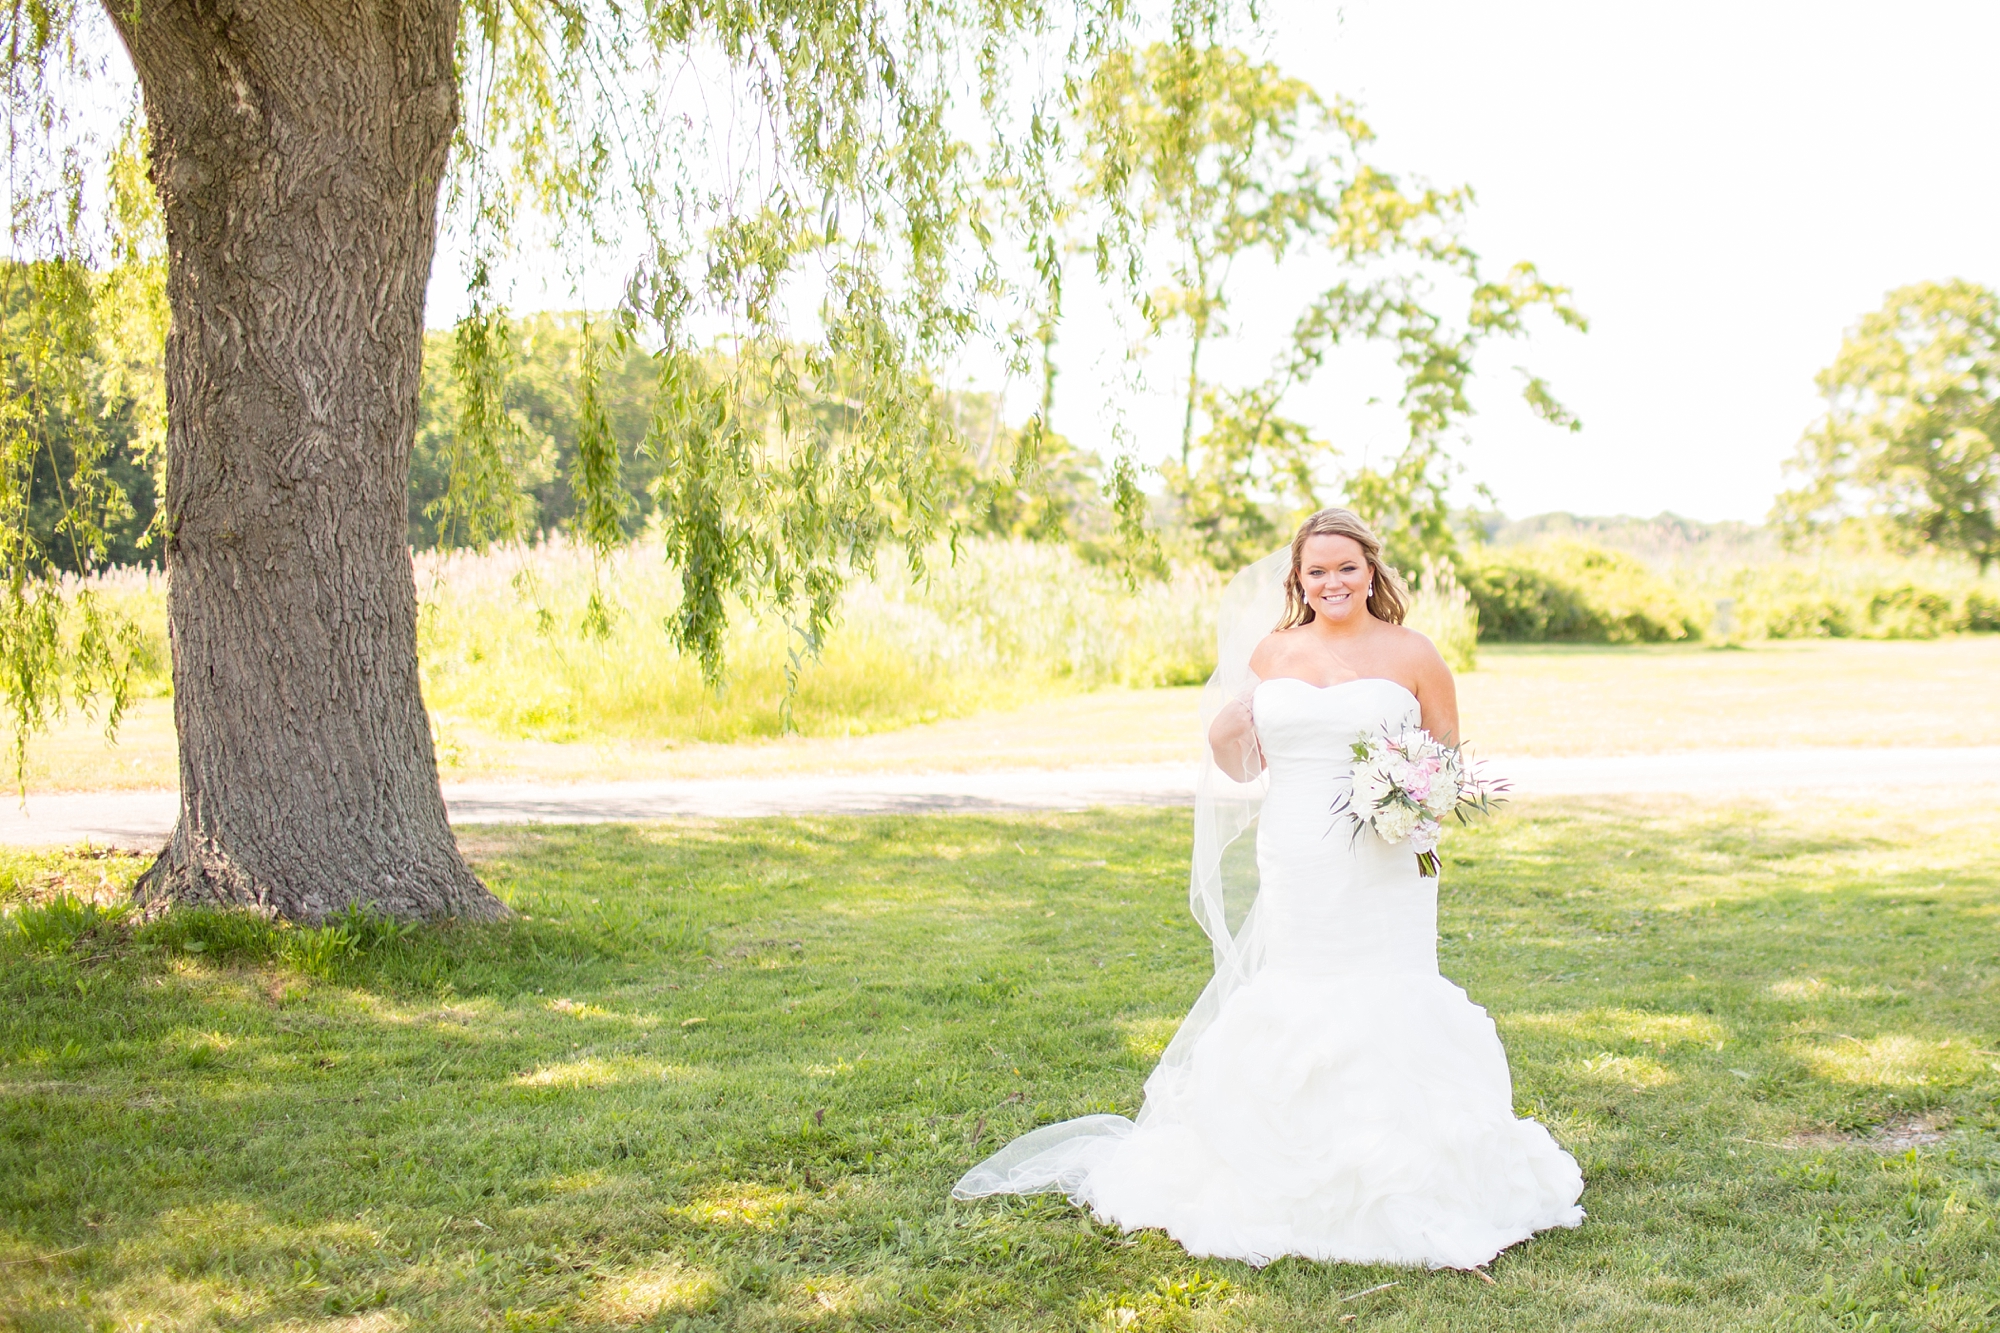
[73,538,1477,749]
[415,540,1220,743]
[433,539,1502,743]
[54,525,1996,754]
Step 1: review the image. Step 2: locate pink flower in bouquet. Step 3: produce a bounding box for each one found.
[1336,726,1506,878]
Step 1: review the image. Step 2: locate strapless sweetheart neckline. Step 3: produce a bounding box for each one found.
[1256,675,1418,705]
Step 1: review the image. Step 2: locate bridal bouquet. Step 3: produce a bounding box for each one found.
[1336,728,1506,877]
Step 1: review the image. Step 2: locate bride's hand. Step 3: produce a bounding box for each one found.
[1207,696,1264,782]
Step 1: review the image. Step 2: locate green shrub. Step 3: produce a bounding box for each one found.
[1464,519,2000,644]
[1863,584,1957,638]
[1457,560,1596,641]
[1964,587,2000,632]
[1751,592,1852,639]
[11,894,130,954]
[1461,540,1702,643]
[1717,558,2000,640]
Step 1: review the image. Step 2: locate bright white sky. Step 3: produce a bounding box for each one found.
[429,0,2000,524]
[1107,0,2000,523]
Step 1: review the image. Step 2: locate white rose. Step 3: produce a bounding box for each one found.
[1410,818,1442,854]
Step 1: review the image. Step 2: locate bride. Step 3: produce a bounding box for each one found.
[953,507,1584,1269]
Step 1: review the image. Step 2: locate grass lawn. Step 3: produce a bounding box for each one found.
[3,798,1998,1331]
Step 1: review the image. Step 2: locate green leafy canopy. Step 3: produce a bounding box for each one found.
[1775,279,2000,570]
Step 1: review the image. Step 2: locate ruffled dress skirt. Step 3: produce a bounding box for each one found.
[1068,966,1583,1267]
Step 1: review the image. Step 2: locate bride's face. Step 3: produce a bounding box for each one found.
[1298,534,1372,623]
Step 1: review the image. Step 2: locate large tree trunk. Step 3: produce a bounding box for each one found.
[106,0,504,922]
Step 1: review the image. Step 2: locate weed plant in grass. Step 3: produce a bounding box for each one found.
[5,799,1999,1330]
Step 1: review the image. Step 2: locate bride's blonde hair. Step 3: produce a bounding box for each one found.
[1277,508,1410,628]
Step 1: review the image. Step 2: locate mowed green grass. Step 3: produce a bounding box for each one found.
[3,800,1998,1332]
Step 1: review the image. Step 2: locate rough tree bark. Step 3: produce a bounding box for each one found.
[105,0,505,921]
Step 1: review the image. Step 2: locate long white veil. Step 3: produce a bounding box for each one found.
[1137,543,1289,1122]
[952,546,1291,1197]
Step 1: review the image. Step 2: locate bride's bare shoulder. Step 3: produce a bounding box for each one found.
[1380,619,1444,657]
[1247,628,1303,676]
[1377,620,1451,679]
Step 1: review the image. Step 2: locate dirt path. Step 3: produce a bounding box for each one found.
[10,745,1996,848]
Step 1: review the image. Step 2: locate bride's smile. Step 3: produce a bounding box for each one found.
[1299,536,1373,623]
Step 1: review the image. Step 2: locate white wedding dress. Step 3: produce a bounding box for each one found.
[953,677,1585,1268]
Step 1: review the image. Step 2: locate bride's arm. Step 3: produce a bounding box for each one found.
[1208,694,1264,782]
[1208,634,1277,781]
[1411,637,1461,745]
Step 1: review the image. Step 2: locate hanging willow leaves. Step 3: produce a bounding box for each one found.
[431,1,1246,690]
[0,4,147,782]
[568,319,629,640]
[0,0,1268,921]
[427,281,530,553]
